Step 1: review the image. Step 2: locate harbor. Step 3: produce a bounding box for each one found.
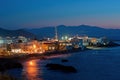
[2,46,120,80]
[0,33,119,80]
[0,27,120,80]
[0,34,117,57]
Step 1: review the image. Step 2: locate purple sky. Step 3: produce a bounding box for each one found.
[0,0,120,29]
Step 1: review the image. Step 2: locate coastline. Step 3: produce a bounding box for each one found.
[0,42,119,61]
[0,44,120,80]
[0,42,119,72]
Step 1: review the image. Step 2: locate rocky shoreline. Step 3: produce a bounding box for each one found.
[0,58,23,73]
[0,42,119,79]
[0,41,119,70]
[0,58,23,80]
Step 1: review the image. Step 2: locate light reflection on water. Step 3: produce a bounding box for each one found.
[7,46,120,80]
[22,54,70,80]
[23,60,43,80]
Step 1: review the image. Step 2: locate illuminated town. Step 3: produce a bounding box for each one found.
[0,34,110,56]
[1,0,120,80]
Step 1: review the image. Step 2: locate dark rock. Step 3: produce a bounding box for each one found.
[4,62,23,70]
[0,59,23,73]
[61,59,68,62]
[46,63,77,73]
[0,74,17,80]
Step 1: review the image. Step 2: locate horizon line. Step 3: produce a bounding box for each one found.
[1,24,120,30]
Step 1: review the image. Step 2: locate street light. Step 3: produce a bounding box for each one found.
[61,37,64,40]
[65,36,68,40]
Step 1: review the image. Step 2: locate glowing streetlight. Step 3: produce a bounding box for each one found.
[61,37,64,40]
[65,36,68,40]
[33,44,36,49]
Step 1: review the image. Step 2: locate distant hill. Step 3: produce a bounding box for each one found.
[0,25,120,40]
[27,25,120,40]
[0,28,35,39]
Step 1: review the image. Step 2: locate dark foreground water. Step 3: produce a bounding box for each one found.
[7,46,120,80]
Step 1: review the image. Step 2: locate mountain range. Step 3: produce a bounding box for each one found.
[0,25,120,40]
[27,25,120,40]
[0,27,35,39]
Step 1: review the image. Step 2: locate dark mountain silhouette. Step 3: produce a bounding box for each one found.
[0,28,35,39]
[27,25,120,40]
[0,25,120,40]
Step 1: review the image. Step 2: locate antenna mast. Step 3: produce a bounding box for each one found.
[55,26,58,41]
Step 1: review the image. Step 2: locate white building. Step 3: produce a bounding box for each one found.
[5,37,13,44]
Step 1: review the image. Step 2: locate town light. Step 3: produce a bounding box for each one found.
[68,38,72,41]
[65,36,68,40]
[61,37,64,40]
[33,44,36,49]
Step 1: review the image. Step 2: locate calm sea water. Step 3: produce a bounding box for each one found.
[7,46,120,80]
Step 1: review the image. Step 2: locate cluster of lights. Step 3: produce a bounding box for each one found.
[61,36,68,40]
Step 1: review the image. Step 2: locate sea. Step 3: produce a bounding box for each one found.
[7,42,120,80]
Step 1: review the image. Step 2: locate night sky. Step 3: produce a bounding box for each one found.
[0,0,120,29]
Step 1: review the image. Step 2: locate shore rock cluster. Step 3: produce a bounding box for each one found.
[0,58,23,73]
[46,63,77,73]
